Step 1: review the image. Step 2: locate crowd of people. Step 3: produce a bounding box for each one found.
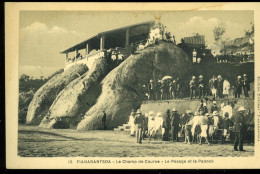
[143,73,251,101]
[128,99,253,151]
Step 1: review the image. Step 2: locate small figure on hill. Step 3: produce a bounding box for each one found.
[189,76,196,99]
[235,76,243,98]
[217,75,224,98]
[102,110,106,130]
[223,78,230,98]
[192,49,197,63]
[242,74,250,98]
[148,79,154,100]
[198,75,205,99]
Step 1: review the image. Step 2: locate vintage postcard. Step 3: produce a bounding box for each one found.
[5,2,260,169]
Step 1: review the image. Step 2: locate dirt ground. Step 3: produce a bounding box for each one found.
[18,125,254,157]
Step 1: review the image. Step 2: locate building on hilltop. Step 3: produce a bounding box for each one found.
[61,21,155,70]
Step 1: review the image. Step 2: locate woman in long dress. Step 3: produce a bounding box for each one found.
[223,78,230,98]
[129,109,136,136]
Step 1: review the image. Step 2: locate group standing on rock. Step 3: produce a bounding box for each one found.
[143,73,251,101]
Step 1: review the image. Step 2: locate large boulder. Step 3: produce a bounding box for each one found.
[39,57,109,128]
[77,41,192,130]
[26,64,88,125]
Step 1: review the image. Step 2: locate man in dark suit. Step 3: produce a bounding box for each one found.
[233,106,247,151]
[134,109,145,144]
[171,108,180,142]
[102,110,106,130]
[242,74,250,98]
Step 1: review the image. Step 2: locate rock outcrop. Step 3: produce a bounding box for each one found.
[77,41,192,130]
[39,57,109,128]
[26,64,88,125]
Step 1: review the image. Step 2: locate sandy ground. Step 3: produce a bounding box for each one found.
[18,125,254,157]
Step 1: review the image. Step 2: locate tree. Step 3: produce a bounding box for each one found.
[213,23,226,42]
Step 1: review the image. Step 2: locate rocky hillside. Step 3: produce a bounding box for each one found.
[25,41,191,129]
[77,41,191,130]
[26,64,88,125]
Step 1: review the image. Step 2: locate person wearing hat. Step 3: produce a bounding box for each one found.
[222,112,234,143]
[198,75,205,99]
[217,75,224,98]
[182,110,194,145]
[209,75,218,100]
[129,109,136,136]
[134,109,145,144]
[235,75,243,98]
[148,79,154,100]
[155,80,162,100]
[174,78,181,99]
[162,109,171,141]
[210,100,219,113]
[102,110,107,130]
[189,76,197,99]
[233,106,247,151]
[171,108,180,142]
[242,74,250,98]
[192,49,197,63]
[200,113,211,145]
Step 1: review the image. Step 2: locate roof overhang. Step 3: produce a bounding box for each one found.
[60,20,155,54]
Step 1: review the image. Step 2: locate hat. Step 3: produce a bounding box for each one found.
[156,112,162,117]
[136,109,141,114]
[205,113,210,116]
[224,112,229,117]
[158,80,161,83]
[213,111,218,116]
[149,111,154,116]
[213,101,217,104]
[203,102,207,107]
[150,79,153,82]
[238,76,241,79]
[217,75,221,78]
[186,110,192,114]
[243,74,247,77]
[199,75,203,78]
[132,109,135,112]
[192,76,196,79]
[172,108,177,112]
[238,106,246,112]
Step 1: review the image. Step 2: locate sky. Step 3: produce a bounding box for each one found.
[19,11,253,78]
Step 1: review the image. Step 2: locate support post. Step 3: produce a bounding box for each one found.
[75,49,78,59]
[125,28,129,48]
[85,43,89,55]
[100,35,105,50]
[65,53,68,62]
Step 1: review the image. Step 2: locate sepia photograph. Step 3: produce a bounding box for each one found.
[5,2,260,169]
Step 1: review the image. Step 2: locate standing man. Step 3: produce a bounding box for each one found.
[192,49,197,63]
[189,76,196,99]
[102,110,107,130]
[209,75,218,100]
[235,76,243,98]
[148,79,154,100]
[217,75,224,98]
[155,80,162,100]
[198,75,205,99]
[171,108,180,142]
[210,100,219,113]
[134,109,145,144]
[162,109,171,141]
[233,106,247,151]
[242,74,250,98]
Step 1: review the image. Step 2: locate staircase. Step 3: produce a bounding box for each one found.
[114,123,131,133]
